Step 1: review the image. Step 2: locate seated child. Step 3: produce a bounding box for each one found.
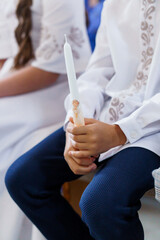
[0,0,91,239]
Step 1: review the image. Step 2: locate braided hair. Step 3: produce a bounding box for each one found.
[14,0,34,69]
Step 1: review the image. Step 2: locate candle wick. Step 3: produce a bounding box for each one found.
[64,34,68,43]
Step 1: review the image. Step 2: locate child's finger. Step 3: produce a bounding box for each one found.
[84,118,96,125]
[69,133,87,143]
[69,117,96,126]
[70,155,96,166]
[70,140,88,150]
[67,125,87,135]
[67,157,97,175]
[69,150,91,159]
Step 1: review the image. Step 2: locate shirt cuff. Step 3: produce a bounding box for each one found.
[115,117,143,144]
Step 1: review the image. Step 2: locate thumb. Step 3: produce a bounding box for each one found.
[84,118,96,125]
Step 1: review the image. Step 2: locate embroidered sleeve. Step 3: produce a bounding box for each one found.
[32,0,91,74]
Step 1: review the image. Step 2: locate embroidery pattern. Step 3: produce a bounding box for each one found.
[109,98,124,122]
[108,0,156,122]
[134,0,155,90]
[36,26,85,60]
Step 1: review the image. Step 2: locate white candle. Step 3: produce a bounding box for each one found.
[64,35,85,126]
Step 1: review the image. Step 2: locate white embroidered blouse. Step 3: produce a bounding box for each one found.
[65,0,160,162]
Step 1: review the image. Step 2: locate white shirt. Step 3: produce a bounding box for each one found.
[65,0,160,162]
[0,0,17,58]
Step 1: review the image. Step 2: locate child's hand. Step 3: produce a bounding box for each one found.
[67,117,127,159]
[64,121,97,175]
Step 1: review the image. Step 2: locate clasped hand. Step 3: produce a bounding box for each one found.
[64,117,126,175]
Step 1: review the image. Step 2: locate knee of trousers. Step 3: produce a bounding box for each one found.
[79,186,143,240]
[79,188,116,227]
[5,154,35,205]
[79,184,140,229]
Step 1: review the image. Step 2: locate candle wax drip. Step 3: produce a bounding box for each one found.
[73,99,79,119]
[72,99,84,127]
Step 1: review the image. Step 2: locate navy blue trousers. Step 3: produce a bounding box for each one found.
[5,127,160,240]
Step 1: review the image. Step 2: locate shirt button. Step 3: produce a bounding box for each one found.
[137,117,146,126]
[130,131,137,139]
